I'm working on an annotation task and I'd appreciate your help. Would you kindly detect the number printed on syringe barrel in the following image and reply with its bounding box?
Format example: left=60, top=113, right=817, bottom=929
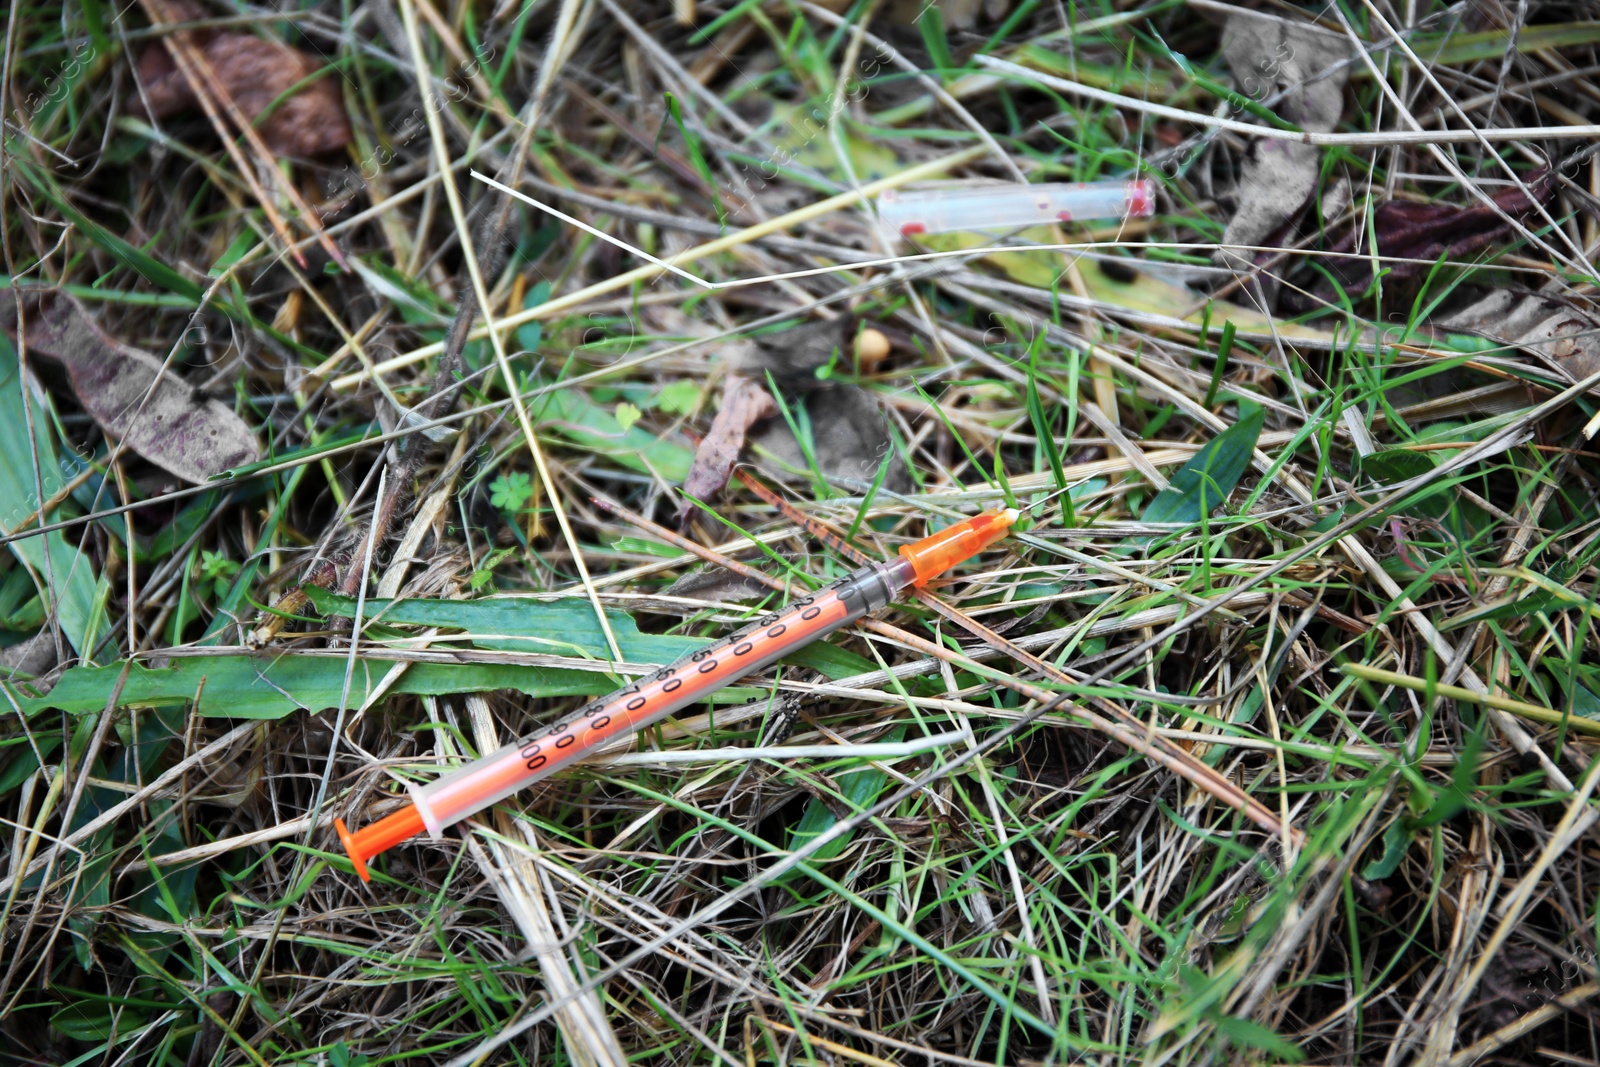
left=334, top=507, right=1020, bottom=881
left=407, top=558, right=911, bottom=837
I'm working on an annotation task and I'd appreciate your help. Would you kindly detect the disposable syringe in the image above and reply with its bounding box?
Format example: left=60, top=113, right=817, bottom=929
left=877, top=179, right=1156, bottom=238
left=335, top=507, right=1020, bottom=881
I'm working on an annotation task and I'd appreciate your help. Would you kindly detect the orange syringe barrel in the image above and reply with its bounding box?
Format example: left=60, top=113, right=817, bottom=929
left=335, top=508, right=1018, bottom=881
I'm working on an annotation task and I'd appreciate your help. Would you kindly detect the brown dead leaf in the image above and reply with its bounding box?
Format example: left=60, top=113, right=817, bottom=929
left=133, top=0, right=351, bottom=158
left=735, top=317, right=852, bottom=385
left=736, top=319, right=911, bottom=495
left=886, top=0, right=1013, bottom=30
left=1323, top=170, right=1556, bottom=295
left=0, top=632, right=57, bottom=684
left=664, top=568, right=776, bottom=607
left=15, top=295, right=261, bottom=484
left=678, top=374, right=777, bottom=528
left=1440, top=287, right=1600, bottom=387
left=1475, top=942, right=1556, bottom=1032
left=746, top=386, right=909, bottom=492
left=1215, top=9, right=1351, bottom=272
left=185, top=749, right=263, bottom=809
left=678, top=319, right=910, bottom=529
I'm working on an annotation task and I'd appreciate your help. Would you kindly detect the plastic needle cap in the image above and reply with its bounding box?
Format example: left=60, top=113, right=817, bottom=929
left=897, top=508, right=1019, bottom=587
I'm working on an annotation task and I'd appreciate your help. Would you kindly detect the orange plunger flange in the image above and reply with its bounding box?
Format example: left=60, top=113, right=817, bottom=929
left=337, top=804, right=425, bottom=882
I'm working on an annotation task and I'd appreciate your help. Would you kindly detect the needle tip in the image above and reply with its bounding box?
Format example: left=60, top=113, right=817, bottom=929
left=1021, top=483, right=1074, bottom=514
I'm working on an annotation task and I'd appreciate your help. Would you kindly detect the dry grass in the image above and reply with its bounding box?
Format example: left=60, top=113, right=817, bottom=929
left=3, top=1, right=1600, bottom=1064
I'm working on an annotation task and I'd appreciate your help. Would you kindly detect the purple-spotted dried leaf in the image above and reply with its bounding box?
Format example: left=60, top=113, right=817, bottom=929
left=1328, top=170, right=1556, bottom=288
left=21, top=296, right=260, bottom=484
left=678, top=374, right=776, bottom=528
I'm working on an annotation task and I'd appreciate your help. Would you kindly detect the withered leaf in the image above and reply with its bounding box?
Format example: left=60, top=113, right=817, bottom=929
left=732, top=321, right=908, bottom=495
left=679, top=374, right=776, bottom=528
left=18, top=295, right=261, bottom=484
left=1440, top=287, right=1600, bottom=389
left=1215, top=9, right=1351, bottom=273
left=0, top=632, right=57, bottom=683
left=734, top=317, right=851, bottom=384
left=1475, top=943, right=1555, bottom=1032
left=678, top=319, right=910, bottom=529
left=665, top=568, right=776, bottom=607
left=736, top=319, right=910, bottom=496
left=1326, top=170, right=1555, bottom=290
left=133, top=0, right=351, bottom=158
left=746, top=386, right=909, bottom=493
left=886, top=0, right=1014, bottom=31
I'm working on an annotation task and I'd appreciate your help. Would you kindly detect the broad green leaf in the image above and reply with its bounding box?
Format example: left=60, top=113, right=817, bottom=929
left=1141, top=403, right=1264, bottom=526
left=1569, top=683, right=1600, bottom=722
left=784, top=725, right=905, bottom=881
left=1439, top=587, right=1570, bottom=631
left=0, top=733, right=62, bottom=792
left=612, top=535, right=686, bottom=559
left=308, top=587, right=699, bottom=664
left=6, top=653, right=612, bottom=719
left=0, top=564, right=46, bottom=630
left=51, top=1003, right=143, bottom=1042
left=656, top=380, right=701, bottom=416
left=1360, top=437, right=1485, bottom=529
left=1210, top=1014, right=1304, bottom=1062
left=308, top=589, right=877, bottom=680
left=780, top=639, right=873, bottom=680
left=533, top=382, right=694, bottom=481
left=0, top=333, right=116, bottom=659
left=353, top=258, right=448, bottom=324
left=517, top=281, right=551, bottom=352
left=1361, top=819, right=1409, bottom=881
left=139, top=488, right=224, bottom=562
left=328, top=1042, right=371, bottom=1067
left=209, top=230, right=258, bottom=277
left=66, top=849, right=115, bottom=970
left=1360, top=448, right=1434, bottom=485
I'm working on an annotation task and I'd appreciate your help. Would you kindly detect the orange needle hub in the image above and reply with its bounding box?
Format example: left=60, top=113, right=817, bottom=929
left=897, top=508, right=1019, bottom=586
